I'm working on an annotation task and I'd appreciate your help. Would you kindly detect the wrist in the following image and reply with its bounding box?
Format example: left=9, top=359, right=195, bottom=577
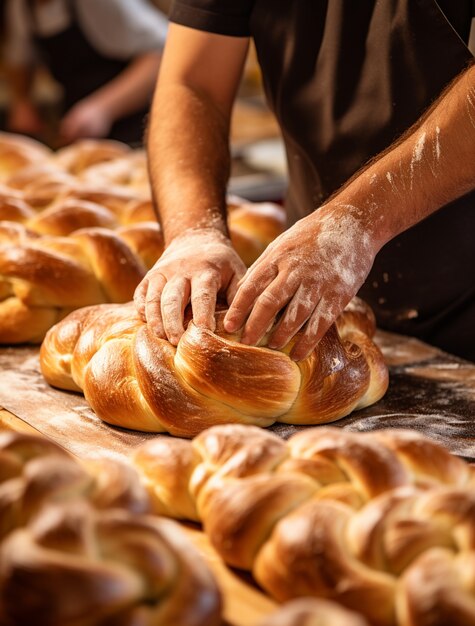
left=163, top=206, right=229, bottom=246
left=169, top=225, right=230, bottom=246
left=313, top=199, right=385, bottom=257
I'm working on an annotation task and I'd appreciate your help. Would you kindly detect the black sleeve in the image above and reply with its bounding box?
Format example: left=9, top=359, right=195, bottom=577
left=169, top=0, right=254, bottom=37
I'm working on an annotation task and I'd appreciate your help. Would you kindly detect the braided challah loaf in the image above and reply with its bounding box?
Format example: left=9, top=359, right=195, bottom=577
left=40, top=297, right=387, bottom=434
left=0, top=430, right=149, bottom=540
left=260, top=598, right=369, bottom=626
left=0, top=502, right=222, bottom=626
left=0, top=223, right=163, bottom=343
left=52, top=138, right=131, bottom=175
left=227, top=198, right=287, bottom=266
left=0, top=431, right=222, bottom=626
left=0, top=132, right=52, bottom=180
left=133, top=425, right=475, bottom=625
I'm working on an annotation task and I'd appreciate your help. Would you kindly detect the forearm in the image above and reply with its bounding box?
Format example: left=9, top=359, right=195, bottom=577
left=84, top=52, right=162, bottom=122
left=331, top=63, right=475, bottom=249
left=147, top=82, right=231, bottom=245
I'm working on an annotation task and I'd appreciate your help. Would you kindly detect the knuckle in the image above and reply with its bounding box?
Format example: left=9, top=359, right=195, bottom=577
left=257, top=290, right=282, bottom=309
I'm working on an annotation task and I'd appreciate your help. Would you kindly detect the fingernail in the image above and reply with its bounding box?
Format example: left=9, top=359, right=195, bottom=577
left=224, top=319, right=237, bottom=332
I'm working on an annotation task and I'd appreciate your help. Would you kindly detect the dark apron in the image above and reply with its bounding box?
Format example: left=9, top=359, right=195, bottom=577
left=28, top=0, right=148, bottom=145
left=250, top=0, right=475, bottom=361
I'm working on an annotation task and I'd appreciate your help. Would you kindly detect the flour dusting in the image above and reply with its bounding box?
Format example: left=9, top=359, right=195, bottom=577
left=409, top=131, right=426, bottom=188
left=434, top=126, right=441, bottom=160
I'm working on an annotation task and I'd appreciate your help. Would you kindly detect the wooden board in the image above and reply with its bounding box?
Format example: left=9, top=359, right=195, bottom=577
left=1, top=331, right=474, bottom=625
left=0, top=330, right=474, bottom=462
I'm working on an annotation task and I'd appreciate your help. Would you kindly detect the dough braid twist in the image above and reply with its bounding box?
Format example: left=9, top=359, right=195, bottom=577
left=133, top=424, right=475, bottom=625
left=40, top=298, right=388, bottom=435
left=0, top=223, right=163, bottom=344
left=0, top=432, right=222, bottom=626
left=260, top=598, right=369, bottom=626
left=0, top=431, right=149, bottom=540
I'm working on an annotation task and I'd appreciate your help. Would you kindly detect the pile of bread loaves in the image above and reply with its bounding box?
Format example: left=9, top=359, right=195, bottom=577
left=1, top=426, right=474, bottom=625
left=0, top=132, right=286, bottom=344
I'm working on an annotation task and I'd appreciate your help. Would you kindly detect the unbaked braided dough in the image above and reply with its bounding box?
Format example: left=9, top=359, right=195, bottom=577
left=40, top=297, right=388, bottom=435
left=0, top=431, right=222, bottom=626
left=133, top=425, right=475, bottom=625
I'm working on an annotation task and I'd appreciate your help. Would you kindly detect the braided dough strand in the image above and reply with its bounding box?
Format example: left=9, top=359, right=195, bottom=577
left=133, top=425, right=475, bottom=625
left=40, top=298, right=388, bottom=434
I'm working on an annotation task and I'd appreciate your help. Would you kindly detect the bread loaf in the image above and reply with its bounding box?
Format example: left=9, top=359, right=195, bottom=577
left=0, top=224, right=163, bottom=343
left=260, top=598, right=369, bottom=626
left=0, top=132, right=52, bottom=180
left=52, top=138, right=131, bottom=175
left=0, top=431, right=222, bottom=626
left=0, top=430, right=149, bottom=539
left=133, top=425, right=475, bottom=625
left=40, top=297, right=388, bottom=434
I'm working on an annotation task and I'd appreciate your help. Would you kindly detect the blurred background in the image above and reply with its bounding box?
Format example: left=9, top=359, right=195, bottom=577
left=0, top=2, right=473, bottom=203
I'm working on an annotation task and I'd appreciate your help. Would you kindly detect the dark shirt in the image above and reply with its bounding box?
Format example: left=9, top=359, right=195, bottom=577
left=169, top=0, right=475, bottom=360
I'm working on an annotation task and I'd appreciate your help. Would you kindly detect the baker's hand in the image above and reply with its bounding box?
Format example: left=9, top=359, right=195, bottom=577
left=224, top=205, right=380, bottom=361
left=59, top=99, right=112, bottom=144
left=134, top=228, right=246, bottom=344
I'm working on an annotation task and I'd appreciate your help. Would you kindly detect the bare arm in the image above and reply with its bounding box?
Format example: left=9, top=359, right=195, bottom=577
left=60, top=51, right=162, bottom=142
left=134, top=23, right=250, bottom=343
left=225, top=63, right=475, bottom=360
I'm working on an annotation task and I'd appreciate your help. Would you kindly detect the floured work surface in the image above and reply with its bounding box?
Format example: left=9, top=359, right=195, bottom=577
left=0, top=330, right=474, bottom=462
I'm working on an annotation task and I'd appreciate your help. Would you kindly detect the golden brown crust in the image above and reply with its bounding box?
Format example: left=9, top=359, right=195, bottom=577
left=259, top=598, right=370, bottom=626
left=27, top=198, right=119, bottom=235
left=0, top=431, right=222, bottom=626
left=116, top=222, right=164, bottom=269
left=0, top=503, right=222, bottom=626
left=0, top=132, right=52, bottom=179
left=52, top=138, right=131, bottom=175
left=0, top=225, right=164, bottom=344
left=133, top=425, right=475, bottom=625
left=0, top=431, right=149, bottom=539
left=40, top=298, right=388, bottom=434
left=227, top=200, right=287, bottom=266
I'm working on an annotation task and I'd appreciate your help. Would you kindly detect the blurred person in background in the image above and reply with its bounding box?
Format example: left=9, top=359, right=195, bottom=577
left=2, top=0, right=168, bottom=145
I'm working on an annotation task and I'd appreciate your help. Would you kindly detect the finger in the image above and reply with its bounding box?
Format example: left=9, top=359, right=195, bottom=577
left=191, top=272, right=219, bottom=331
left=133, top=278, right=148, bottom=320
left=160, top=277, right=191, bottom=345
left=143, top=272, right=167, bottom=337
left=241, top=273, right=300, bottom=346
left=267, top=283, right=319, bottom=350
left=223, top=264, right=277, bottom=332
left=290, top=296, right=338, bottom=361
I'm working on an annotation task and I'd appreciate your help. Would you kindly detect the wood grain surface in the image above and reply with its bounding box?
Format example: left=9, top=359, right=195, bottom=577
left=1, top=329, right=474, bottom=625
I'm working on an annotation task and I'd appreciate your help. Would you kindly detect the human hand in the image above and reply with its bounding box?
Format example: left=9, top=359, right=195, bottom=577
left=7, top=100, right=45, bottom=136
left=134, top=228, right=246, bottom=344
left=59, top=98, right=112, bottom=144
left=224, top=204, right=380, bottom=361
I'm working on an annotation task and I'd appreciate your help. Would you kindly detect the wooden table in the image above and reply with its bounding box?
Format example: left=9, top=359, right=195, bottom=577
left=1, top=331, right=474, bottom=625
